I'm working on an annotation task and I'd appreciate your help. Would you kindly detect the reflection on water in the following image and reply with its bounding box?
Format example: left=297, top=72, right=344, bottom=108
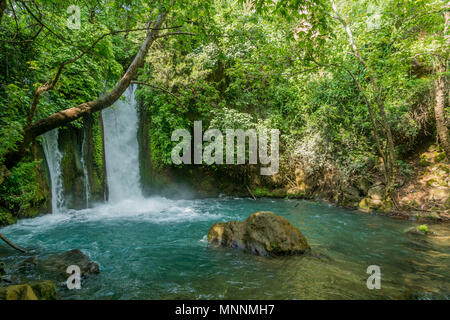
left=1, top=197, right=449, bottom=300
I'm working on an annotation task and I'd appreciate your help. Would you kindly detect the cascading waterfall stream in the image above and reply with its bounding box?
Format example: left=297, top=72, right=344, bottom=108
left=80, top=130, right=90, bottom=208
left=42, top=129, right=65, bottom=213
left=102, top=84, right=143, bottom=202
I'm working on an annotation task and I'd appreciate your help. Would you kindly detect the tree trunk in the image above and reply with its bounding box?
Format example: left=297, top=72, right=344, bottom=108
left=3, top=11, right=167, bottom=170
left=330, top=0, right=396, bottom=194
left=434, top=11, right=450, bottom=159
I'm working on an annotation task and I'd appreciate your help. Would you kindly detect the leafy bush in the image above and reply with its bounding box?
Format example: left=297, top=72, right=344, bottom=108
left=0, top=160, right=43, bottom=217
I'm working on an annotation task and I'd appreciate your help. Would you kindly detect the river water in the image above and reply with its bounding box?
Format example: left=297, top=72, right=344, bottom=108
left=0, top=197, right=449, bottom=300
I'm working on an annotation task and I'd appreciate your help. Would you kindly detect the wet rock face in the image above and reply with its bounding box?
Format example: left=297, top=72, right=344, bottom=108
left=29, top=281, right=57, bottom=300
left=358, top=184, right=393, bottom=213
left=208, top=211, right=310, bottom=256
left=4, top=249, right=99, bottom=286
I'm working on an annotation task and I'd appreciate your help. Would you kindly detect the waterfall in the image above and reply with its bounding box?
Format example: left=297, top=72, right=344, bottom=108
left=102, top=85, right=143, bottom=202
left=42, top=129, right=65, bottom=213
left=80, top=131, right=90, bottom=208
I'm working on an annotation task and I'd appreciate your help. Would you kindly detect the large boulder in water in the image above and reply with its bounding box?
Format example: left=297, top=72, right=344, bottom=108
left=208, top=211, right=310, bottom=256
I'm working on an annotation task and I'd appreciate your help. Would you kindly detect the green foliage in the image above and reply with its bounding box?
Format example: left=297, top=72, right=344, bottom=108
left=0, top=160, right=44, bottom=217
left=0, top=209, right=16, bottom=226
left=130, top=0, right=445, bottom=191
left=417, top=224, right=429, bottom=234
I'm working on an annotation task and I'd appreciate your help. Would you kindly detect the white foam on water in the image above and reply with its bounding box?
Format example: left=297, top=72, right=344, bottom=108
left=1, top=197, right=224, bottom=236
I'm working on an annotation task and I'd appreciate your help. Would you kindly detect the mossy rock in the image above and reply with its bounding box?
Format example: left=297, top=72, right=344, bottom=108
left=208, top=211, right=310, bottom=256
left=446, top=197, right=450, bottom=210
left=358, top=198, right=371, bottom=211
left=341, top=186, right=361, bottom=207
left=358, top=197, right=391, bottom=213
left=29, top=281, right=57, bottom=300
left=419, top=154, right=432, bottom=167
left=0, top=281, right=56, bottom=300
left=378, top=200, right=393, bottom=213
left=0, top=284, right=38, bottom=300
left=253, top=187, right=287, bottom=198
left=0, top=210, right=16, bottom=226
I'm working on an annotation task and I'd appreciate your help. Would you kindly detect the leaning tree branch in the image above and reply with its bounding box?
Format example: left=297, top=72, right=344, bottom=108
left=0, top=233, right=27, bottom=253
left=4, top=10, right=168, bottom=170
left=156, top=31, right=196, bottom=38
left=26, top=25, right=184, bottom=125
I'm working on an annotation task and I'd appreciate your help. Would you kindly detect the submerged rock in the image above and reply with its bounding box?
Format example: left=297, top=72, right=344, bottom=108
left=39, top=249, right=100, bottom=278
left=0, top=281, right=56, bottom=300
left=208, top=211, right=310, bottom=256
